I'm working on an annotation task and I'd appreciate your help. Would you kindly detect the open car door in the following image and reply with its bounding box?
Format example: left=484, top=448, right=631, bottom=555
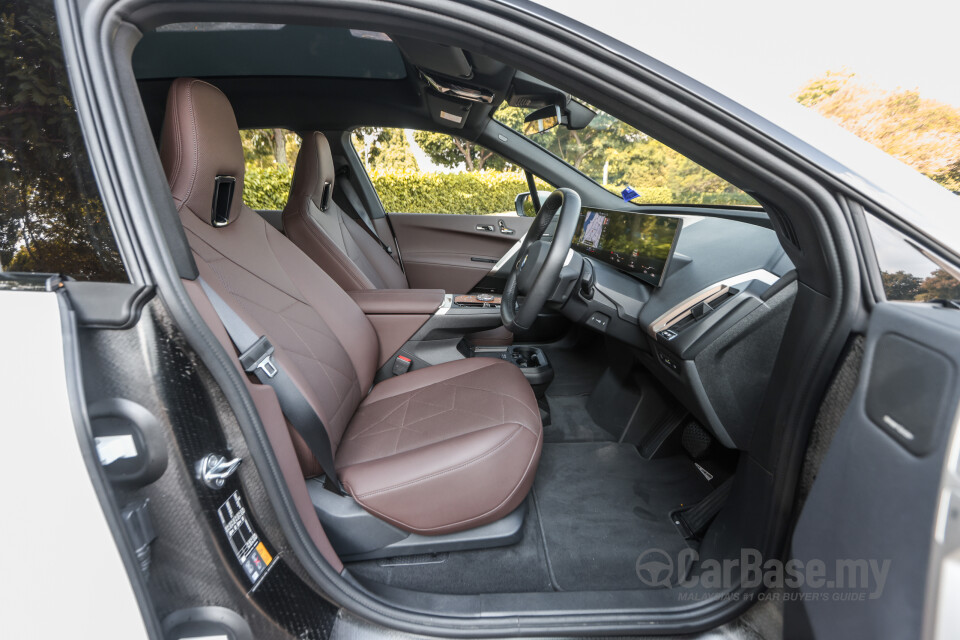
left=789, top=267, right=960, bottom=637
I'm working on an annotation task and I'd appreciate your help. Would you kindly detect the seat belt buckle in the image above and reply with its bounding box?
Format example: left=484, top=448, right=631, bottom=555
left=239, top=336, right=279, bottom=379
left=392, top=355, right=412, bottom=376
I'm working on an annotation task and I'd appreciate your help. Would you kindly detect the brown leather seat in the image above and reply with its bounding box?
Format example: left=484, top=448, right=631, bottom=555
left=160, top=78, right=541, bottom=536
left=283, top=131, right=409, bottom=291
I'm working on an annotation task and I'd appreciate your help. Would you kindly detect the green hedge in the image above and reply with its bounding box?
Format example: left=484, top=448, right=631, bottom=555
left=369, top=170, right=539, bottom=214
left=244, top=166, right=541, bottom=214
left=244, top=165, right=294, bottom=211
left=242, top=165, right=754, bottom=212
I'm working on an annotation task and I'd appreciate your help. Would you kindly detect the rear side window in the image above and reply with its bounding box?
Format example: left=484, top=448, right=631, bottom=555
left=240, top=128, right=302, bottom=210
left=866, top=213, right=960, bottom=302
left=0, top=0, right=126, bottom=282
left=351, top=127, right=548, bottom=215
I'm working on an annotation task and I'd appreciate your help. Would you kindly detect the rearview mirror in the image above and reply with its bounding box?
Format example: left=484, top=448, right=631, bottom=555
left=515, top=190, right=554, bottom=217
left=522, top=105, right=562, bottom=135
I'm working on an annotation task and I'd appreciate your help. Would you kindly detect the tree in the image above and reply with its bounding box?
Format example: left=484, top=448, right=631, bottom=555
left=881, top=270, right=924, bottom=300
left=918, top=269, right=960, bottom=301
left=413, top=131, right=505, bottom=172
left=795, top=70, right=960, bottom=191
left=240, top=129, right=301, bottom=169
left=272, top=128, right=287, bottom=166
left=0, top=1, right=124, bottom=280
left=352, top=127, right=417, bottom=171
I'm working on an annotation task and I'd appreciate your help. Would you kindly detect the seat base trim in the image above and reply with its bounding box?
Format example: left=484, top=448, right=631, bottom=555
left=307, top=478, right=526, bottom=562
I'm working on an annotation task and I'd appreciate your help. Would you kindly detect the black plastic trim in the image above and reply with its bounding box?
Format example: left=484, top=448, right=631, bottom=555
left=63, top=281, right=156, bottom=329
left=55, top=289, right=163, bottom=638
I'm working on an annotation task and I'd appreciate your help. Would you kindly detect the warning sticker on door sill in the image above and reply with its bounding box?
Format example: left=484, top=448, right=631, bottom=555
left=217, top=491, right=273, bottom=584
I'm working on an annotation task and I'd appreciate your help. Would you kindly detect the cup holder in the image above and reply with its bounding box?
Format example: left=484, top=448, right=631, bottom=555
left=510, top=346, right=543, bottom=369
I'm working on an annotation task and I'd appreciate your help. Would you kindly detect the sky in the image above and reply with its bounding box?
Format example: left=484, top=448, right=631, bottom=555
left=536, top=0, right=960, bottom=110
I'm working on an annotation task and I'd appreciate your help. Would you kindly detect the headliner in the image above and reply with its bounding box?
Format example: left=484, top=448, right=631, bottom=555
left=134, top=24, right=516, bottom=141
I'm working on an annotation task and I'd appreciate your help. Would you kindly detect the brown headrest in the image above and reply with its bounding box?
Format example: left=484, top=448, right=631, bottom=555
left=289, top=131, right=336, bottom=212
left=159, top=78, right=245, bottom=227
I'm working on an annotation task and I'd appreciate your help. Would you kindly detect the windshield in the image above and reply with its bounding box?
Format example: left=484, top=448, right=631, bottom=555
left=494, top=103, right=759, bottom=207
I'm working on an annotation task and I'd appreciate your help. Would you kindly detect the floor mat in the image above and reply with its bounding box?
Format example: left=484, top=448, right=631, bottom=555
left=345, top=497, right=553, bottom=594
left=346, top=443, right=713, bottom=594
left=544, top=395, right=615, bottom=443
left=540, top=342, right=607, bottom=397
left=533, top=442, right=712, bottom=591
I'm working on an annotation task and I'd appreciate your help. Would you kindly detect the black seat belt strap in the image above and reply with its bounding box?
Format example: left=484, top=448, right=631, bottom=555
left=337, top=175, right=394, bottom=255
left=198, top=278, right=343, bottom=492
left=524, top=170, right=541, bottom=213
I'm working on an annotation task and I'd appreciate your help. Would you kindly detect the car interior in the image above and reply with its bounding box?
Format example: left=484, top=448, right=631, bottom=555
left=84, top=13, right=829, bottom=627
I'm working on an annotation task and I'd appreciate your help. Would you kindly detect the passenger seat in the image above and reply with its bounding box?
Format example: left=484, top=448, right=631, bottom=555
left=159, top=78, right=542, bottom=539
left=283, top=132, right=409, bottom=291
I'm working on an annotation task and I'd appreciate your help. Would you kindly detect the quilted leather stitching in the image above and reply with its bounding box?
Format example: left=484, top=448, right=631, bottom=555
left=337, top=364, right=539, bottom=467
left=347, top=425, right=543, bottom=534
left=349, top=426, right=526, bottom=498
left=185, top=225, right=363, bottom=446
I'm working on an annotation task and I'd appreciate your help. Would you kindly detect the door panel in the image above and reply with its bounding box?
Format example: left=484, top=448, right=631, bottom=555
left=790, top=301, right=960, bottom=639
left=389, top=213, right=533, bottom=292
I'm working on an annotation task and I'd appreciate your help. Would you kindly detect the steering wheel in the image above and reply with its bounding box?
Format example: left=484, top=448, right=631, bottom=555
left=501, top=188, right=582, bottom=333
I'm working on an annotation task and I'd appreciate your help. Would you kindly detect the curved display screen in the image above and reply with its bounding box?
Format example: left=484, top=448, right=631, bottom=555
left=571, top=208, right=683, bottom=287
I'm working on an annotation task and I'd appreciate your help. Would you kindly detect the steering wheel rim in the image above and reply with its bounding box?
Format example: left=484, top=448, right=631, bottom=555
left=501, top=188, right=581, bottom=333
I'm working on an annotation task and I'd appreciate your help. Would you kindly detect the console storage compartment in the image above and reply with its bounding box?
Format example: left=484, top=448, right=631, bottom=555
left=473, top=345, right=554, bottom=398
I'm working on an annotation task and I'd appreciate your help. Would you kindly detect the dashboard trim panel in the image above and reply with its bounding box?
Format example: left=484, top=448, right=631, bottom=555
left=647, top=269, right=779, bottom=336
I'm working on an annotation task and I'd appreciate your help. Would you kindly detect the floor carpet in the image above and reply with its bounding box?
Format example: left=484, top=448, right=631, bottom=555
left=347, top=443, right=711, bottom=593
left=543, top=395, right=615, bottom=443
left=533, top=442, right=712, bottom=591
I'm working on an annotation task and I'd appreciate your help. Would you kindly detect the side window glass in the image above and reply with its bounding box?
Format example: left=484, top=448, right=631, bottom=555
left=866, top=213, right=960, bottom=302
left=0, top=0, right=126, bottom=282
left=350, top=127, right=548, bottom=215
left=240, top=129, right=301, bottom=210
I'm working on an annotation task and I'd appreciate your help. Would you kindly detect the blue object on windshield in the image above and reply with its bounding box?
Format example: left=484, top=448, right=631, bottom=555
left=621, top=187, right=639, bottom=201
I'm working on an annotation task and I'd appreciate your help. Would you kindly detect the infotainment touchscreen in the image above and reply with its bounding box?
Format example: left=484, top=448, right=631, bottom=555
left=571, top=208, right=683, bottom=287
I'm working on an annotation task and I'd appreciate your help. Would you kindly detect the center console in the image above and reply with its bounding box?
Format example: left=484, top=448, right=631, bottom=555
left=360, top=291, right=555, bottom=400
left=470, top=344, right=554, bottom=398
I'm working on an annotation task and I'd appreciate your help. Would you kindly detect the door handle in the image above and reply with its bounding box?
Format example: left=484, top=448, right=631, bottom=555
left=499, top=220, right=515, bottom=235
left=476, top=224, right=495, bottom=232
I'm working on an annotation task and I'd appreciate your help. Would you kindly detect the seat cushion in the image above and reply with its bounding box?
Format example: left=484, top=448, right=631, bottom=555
left=336, top=358, right=542, bottom=535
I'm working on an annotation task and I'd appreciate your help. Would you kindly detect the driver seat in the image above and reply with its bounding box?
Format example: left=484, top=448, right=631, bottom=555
left=283, top=131, right=409, bottom=291
left=160, top=78, right=542, bottom=536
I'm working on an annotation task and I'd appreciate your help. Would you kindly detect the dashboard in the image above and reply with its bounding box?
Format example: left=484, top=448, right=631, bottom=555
left=557, top=209, right=796, bottom=450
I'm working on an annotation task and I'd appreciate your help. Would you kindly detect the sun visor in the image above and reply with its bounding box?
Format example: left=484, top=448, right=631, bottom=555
left=392, top=36, right=473, bottom=78
left=425, top=93, right=471, bottom=129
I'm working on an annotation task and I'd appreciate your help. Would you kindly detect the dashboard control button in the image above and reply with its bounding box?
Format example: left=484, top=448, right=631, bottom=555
left=657, top=349, right=680, bottom=372
left=587, top=312, right=610, bottom=332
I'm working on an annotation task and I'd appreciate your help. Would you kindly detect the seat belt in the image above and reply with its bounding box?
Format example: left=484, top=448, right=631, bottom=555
left=336, top=173, right=394, bottom=256
left=198, top=278, right=344, bottom=493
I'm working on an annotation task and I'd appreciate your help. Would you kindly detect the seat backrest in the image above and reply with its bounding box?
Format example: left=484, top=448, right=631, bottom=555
left=159, top=78, right=379, bottom=468
left=283, top=132, right=408, bottom=291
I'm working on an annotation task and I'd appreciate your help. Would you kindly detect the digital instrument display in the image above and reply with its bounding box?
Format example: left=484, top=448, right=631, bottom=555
left=571, top=208, right=683, bottom=287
